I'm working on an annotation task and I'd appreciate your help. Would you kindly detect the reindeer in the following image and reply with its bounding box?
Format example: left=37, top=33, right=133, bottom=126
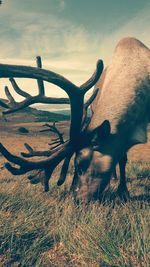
left=0, top=37, right=150, bottom=203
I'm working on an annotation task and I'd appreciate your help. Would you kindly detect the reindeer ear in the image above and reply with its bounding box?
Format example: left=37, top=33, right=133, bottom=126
left=90, top=120, right=111, bottom=141
left=96, top=120, right=111, bottom=138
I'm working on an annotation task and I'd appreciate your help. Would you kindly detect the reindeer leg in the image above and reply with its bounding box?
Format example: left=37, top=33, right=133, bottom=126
left=113, top=167, right=118, bottom=180
left=70, top=170, right=79, bottom=192
left=117, top=153, right=129, bottom=201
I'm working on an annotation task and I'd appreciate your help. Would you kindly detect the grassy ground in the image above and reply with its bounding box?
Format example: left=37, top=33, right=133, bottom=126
left=0, top=123, right=150, bottom=266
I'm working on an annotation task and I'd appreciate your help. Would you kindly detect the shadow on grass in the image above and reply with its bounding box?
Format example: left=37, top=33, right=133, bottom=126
left=130, top=194, right=150, bottom=203
left=101, top=192, right=150, bottom=207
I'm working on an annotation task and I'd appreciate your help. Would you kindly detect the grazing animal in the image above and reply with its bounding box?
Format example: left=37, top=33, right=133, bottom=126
left=74, top=37, right=150, bottom=202
left=0, top=37, right=149, bottom=203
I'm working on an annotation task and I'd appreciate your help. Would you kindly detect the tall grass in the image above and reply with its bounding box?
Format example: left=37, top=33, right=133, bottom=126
left=0, top=162, right=149, bottom=266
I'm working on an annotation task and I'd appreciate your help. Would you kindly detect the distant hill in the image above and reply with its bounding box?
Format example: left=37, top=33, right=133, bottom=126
left=1, top=101, right=149, bottom=130
left=0, top=99, right=70, bottom=123
left=35, top=104, right=92, bottom=117
left=53, top=109, right=91, bottom=117
left=54, top=109, right=70, bottom=116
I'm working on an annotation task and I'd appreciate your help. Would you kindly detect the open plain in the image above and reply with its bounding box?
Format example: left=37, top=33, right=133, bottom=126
left=0, top=117, right=150, bottom=267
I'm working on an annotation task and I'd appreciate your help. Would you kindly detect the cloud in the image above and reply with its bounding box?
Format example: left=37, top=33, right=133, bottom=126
left=0, top=2, right=150, bottom=102
left=59, top=0, right=65, bottom=10
left=98, top=3, right=150, bottom=61
left=0, top=2, right=101, bottom=100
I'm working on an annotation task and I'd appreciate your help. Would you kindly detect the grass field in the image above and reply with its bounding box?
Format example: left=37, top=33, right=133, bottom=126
left=0, top=121, right=150, bottom=266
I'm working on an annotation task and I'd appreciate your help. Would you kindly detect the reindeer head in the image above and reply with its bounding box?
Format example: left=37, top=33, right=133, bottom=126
left=0, top=56, right=111, bottom=203
left=74, top=120, right=113, bottom=203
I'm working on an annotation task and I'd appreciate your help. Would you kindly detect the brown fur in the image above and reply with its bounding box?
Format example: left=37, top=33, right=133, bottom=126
left=75, top=37, right=150, bottom=203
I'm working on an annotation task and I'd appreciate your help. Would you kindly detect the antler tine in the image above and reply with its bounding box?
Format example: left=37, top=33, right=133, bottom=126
left=21, top=143, right=52, bottom=158
left=84, top=88, right=99, bottom=110
left=51, top=137, right=63, bottom=142
left=0, top=85, right=17, bottom=109
left=0, top=81, right=30, bottom=112
left=0, top=99, right=9, bottom=108
left=5, top=163, right=29, bottom=175
left=4, top=86, right=15, bottom=105
left=41, top=122, right=65, bottom=147
left=49, top=140, right=61, bottom=145
left=36, top=56, right=45, bottom=96
left=81, top=88, right=99, bottom=130
left=9, top=78, right=31, bottom=98
left=9, top=56, right=45, bottom=98
left=51, top=122, right=64, bottom=143
left=21, top=122, right=65, bottom=159
left=80, top=59, right=103, bottom=93
left=21, top=141, right=67, bottom=158
left=49, top=142, right=66, bottom=150
left=57, top=151, right=74, bottom=186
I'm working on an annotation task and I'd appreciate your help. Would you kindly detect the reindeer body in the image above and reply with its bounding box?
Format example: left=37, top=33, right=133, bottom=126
left=75, top=38, right=150, bottom=202
left=91, top=37, right=150, bottom=144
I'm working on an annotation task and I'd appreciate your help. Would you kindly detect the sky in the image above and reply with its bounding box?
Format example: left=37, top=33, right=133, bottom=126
left=0, top=0, right=150, bottom=103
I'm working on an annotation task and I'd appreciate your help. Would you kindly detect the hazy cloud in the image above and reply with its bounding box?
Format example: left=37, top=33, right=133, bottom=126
left=0, top=1, right=150, bottom=100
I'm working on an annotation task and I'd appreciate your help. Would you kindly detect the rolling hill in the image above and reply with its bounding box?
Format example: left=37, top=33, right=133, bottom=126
left=0, top=100, right=70, bottom=123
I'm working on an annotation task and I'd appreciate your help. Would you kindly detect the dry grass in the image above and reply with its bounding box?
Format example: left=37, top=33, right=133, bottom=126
left=0, top=122, right=150, bottom=266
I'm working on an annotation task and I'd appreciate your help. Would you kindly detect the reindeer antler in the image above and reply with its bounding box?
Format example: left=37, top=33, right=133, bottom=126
left=0, top=58, right=103, bottom=191
left=21, top=122, right=65, bottom=157
left=0, top=57, right=70, bottom=115
left=21, top=143, right=52, bottom=158
left=41, top=122, right=65, bottom=148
